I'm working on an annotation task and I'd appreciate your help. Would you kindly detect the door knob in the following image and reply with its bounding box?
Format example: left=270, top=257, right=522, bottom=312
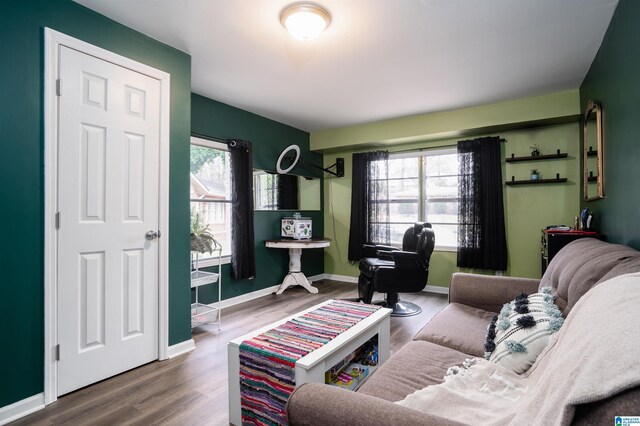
left=145, top=230, right=161, bottom=241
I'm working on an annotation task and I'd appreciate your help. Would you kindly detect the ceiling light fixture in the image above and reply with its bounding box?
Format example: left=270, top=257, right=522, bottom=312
left=280, top=3, right=331, bottom=41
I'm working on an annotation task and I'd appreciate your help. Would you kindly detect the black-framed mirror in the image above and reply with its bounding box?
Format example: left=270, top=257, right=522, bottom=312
left=583, top=100, right=604, bottom=201
left=253, top=169, right=321, bottom=211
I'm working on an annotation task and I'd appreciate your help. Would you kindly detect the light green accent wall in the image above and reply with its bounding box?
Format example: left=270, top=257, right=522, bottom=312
left=321, top=107, right=580, bottom=285
left=312, top=90, right=580, bottom=152
left=299, top=178, right=321, bottom=211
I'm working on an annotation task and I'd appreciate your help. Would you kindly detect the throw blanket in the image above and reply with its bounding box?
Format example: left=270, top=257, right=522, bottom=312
left=240, top=300, right=380, bottom=425
left=397, top=272, right=640, bottom=425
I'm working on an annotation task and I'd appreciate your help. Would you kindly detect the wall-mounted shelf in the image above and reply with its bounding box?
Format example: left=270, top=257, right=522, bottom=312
left=587, top=175, right=598, bottom=182
left=587, top=150, right=598, bottom=157
left=506, top=150, right=567, bottom=163
left=506, top=177, right=567, bottom=186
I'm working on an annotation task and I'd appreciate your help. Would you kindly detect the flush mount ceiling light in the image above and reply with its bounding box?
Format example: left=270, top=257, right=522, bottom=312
left=280, top=3, right=331, bottom=41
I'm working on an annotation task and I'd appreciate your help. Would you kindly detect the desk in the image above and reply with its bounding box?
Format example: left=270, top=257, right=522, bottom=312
left=265, top=238, right=331, bottom=294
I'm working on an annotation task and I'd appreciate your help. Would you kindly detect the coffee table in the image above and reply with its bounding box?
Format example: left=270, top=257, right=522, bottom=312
left=227, top=300, right=392, bottom=425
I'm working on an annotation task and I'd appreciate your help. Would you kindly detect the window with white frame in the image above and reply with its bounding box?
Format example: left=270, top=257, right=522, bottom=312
left=190, top=136, right=232, bottom=259
left=376, top=147, right=460, bottom=250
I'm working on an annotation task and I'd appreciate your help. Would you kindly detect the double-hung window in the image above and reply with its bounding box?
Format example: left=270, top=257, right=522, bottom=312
left=190, top=136, right=232, bottom=261
left=377, top=147, right=460, bottom=250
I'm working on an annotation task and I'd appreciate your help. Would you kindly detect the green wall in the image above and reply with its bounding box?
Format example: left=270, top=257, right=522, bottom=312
left=0, top=1, right=191, bottom=408
left=311, top=90, right=580, bottom=152
left=580, top=0, right=640, bottom=249
left=321, top=100, right=581, bottom=285
left=191, top=94, right=324, bottom=301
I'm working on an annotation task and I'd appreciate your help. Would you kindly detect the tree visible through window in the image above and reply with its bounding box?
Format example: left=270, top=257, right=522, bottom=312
left=190, top=137, right=232, bottom=258
left=374, top=148, right=460, bottom=249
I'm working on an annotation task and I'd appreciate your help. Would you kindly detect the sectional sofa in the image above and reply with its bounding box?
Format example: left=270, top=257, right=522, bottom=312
left=286, top=238, right=640, bottom=425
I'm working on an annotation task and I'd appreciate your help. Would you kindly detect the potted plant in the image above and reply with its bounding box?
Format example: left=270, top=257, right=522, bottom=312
left=530, top=144, right=541, bottom=156
left=531, top=169, right=540, bottom=181
left=190, top=210, right=219, bottom=270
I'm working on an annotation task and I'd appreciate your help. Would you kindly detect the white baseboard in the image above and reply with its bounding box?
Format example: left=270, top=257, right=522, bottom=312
left=423, top=285, right=450, bottom=295
left=219, top=284, right=281, bottom=310
left=0, top=393, right=44, bottom=425
left=322, top=273, right=358, bottom=283
left=166, top=339, right=196, bottom=359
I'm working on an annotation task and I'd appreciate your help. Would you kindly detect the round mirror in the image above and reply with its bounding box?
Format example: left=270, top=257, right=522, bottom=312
left=276, top=144, right=300, bottom=174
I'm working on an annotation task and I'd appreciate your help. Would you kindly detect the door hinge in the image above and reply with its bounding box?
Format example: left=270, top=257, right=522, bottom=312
left=55, top=212, right=60, bottom=229
left=55, top=344, right=60, bottom=361
left=56, top=79, right=62, bottom=96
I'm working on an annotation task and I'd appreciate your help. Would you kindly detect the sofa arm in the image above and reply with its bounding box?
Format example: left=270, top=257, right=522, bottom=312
left=286, top=383, right=464, bottom=426
left=449, top=272, right=540, bottom=312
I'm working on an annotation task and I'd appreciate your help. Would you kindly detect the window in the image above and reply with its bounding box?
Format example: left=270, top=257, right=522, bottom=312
left=190, top=136, right=232, bottom=260
left=374, top=148, right=460, bottom=250
left=253, top=170, right=278, bottom=210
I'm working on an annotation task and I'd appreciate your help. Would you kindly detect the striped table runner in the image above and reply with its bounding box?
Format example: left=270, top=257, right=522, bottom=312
left=239, top=300, right=381, bottom=425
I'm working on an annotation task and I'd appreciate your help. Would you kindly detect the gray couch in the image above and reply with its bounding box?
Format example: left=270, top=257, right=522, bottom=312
left=286, top=238, right=640, bottom=425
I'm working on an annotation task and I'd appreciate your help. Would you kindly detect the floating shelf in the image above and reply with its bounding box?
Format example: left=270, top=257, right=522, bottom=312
left=587, top=150, right=598, bottom=157
left=506, top=177, right=567, bottom=186
left=506, top=151, right=568, bottom=163
left=587, top=175, right=598, bottom=182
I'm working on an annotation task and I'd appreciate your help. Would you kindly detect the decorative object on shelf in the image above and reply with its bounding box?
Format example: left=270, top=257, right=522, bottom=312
left=530, top=144, right=541, bottom=157
left=583, top=100, right=604, bottom=201
left=580, top=207, right=594, bottom=231
left=281, top=212, right=312, bottom=240
left=530, top=169, right=540, bottom=181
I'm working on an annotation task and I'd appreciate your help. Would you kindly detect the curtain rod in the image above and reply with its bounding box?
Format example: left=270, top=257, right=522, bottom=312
left=191, top=132, right=231, bottom=145
left=384, top=137, right=506, bottom=156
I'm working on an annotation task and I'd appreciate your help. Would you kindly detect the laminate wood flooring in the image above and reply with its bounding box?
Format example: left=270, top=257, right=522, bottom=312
left=12, top=280, right=447, bottom=426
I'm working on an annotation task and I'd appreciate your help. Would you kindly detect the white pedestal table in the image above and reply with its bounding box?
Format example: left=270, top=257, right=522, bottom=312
left=265, top=238, right=331, bottom=294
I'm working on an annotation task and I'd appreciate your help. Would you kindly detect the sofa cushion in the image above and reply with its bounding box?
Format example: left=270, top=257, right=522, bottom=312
left=413, top=303, right=495, bottom=357
left=357, top=340, right=468, bottom=402
left=540, top=238, right=640, bottom=315
left=485, top=289, right=564, bottom=373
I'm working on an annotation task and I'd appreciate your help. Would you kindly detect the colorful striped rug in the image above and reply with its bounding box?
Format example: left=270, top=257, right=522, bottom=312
left=239, top=300, right=380, bottom=425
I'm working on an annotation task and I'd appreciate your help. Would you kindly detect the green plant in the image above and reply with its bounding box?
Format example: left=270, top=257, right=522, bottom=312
left=530, top=144, right=541, bottom=156
left=531, top=169, right=539, bottom=175
left=190, top=209, right=218, bottom=254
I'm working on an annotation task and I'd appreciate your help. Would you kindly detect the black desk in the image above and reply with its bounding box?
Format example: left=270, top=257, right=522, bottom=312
left=541, top=230, right=605, bottom=276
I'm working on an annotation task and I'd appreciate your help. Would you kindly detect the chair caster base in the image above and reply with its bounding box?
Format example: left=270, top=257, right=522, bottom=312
left=374, top=300, right=422, bottom=317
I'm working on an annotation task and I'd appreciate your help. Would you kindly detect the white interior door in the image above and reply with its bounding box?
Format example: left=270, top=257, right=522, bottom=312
left=56, top=45, right=161, bottom=396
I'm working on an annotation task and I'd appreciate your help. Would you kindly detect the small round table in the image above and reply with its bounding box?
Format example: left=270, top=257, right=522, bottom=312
left=265, top=238, right=331, bottom=294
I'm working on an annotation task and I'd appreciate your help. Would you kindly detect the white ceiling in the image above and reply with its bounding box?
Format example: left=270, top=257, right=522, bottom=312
left=74, top=0, right=618, bottom=132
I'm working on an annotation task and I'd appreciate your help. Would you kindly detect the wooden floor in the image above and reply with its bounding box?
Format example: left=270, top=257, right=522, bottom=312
left=13, top=280, right=447, bottom=426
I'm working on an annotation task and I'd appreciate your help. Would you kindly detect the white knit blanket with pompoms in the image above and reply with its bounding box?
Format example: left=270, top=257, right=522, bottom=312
left=396, top=272, right=640, bottom=425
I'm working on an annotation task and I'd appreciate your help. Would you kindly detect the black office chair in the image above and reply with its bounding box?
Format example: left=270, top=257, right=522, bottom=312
left=357, top=223, right=435, bottom=317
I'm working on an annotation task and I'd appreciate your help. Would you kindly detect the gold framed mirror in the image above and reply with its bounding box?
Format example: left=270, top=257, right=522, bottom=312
left=583, top=100, right=604, bottom=201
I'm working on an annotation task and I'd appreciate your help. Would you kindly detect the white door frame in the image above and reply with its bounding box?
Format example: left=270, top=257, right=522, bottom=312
left=43, top=28, right=171, bottom=405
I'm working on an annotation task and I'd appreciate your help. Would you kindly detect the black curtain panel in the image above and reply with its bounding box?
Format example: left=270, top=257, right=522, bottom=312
left=457, top=136, right=507, bottom=270
left=228, top=139, right=256, bottom=279
left=277, top=173, right=298, bottom=210
left=347, top=150, right=390, bottom=261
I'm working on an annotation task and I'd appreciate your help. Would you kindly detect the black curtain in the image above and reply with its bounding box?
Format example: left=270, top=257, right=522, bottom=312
left=457, top=136, right=507, bottom=270
left=277, top=174, right=298, bottom=210
left=228, top=139, right=256, bottom=279
left=347, top=151, right=390, bottom=261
